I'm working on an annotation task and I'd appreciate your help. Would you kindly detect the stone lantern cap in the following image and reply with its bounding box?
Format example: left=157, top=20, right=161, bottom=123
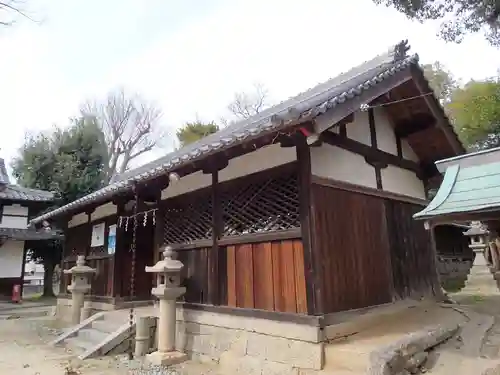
left=63, top=255, right=97, bottom=275
left=145, top=246, right=184, bottom=274
left=463, top=221, right=488, bottom=236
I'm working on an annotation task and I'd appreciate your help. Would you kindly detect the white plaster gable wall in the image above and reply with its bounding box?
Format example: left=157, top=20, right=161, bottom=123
left=374, top=108, right=398, bottom=155
left=310, top=142, right=377, bottom=189
left=402, top=139, right=418, bottom=162
left=312, top=109, right=426, bottom=199
left=382, top=166, right=426, bottom=199
left=161, top=170, right=211, bottom=200
left=373, top=109, right=419, bottom=162
left=346, top=110, right=371, bottom=146
left=68, top=212, right=88, bottom=228
left=0, top=204, right=28, bottom=229
left=0, top=240, right=24, bottom=278
left=68, top=202, right=118, bottom=228
left=161, top=143, right=297, bottom=200
left=91, top=202, right=117, bottom=221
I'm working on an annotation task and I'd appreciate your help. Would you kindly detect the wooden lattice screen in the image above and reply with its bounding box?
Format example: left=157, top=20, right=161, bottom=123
left=220, top=171, right=299, bottom=236
left=163, top=168, right=299, bottom=245
left=163, top=191, right=213, bottom=244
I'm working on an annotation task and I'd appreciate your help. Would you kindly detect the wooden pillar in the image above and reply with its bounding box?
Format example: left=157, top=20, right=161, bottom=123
left=296, top=135, right=323, bottom=315
left=112, top=200, right=126, bottom=300
left=203, top=157, right=227, bottom=306
left=489, top=241, right=499, bottom=271
left=58, top=219, right=69, bottom=296
left=154, top=193, right=165, bottom=264
left=209, top=169, right=221, bottom=305
left=85, top=209, right=94, bottom=257
left=429, top=225, right=446, bottom=300
left=19, top=240, right=29, bottom=298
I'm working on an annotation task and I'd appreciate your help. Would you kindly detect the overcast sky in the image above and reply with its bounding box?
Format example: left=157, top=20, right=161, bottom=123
left=1, top=0, right=500, bottom=177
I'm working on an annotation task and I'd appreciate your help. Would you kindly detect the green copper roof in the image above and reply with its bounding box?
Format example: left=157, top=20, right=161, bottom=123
left=414, top=160, right=500, bottom=220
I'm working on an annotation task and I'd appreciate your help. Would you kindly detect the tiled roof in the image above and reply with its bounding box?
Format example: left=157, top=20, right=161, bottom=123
left=32, top=40, right=458, bottom=224
left=0, top=184, right=54, bottom=202
left=414, top=159, right=500, bottom=220
left=0, top=227, right=63, bottom=240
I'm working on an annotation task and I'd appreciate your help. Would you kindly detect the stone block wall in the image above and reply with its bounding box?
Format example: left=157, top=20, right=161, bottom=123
left=436, top=256, right=472, bottom=292
left=174, top=308, right=323, bottom=375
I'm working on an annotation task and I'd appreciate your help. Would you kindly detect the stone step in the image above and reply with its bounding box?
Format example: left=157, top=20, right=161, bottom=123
left=77, top=328, right=109, bottom=344
left=65, top=336, right=95, bottom=353
left=91, top=319, right=127, bottom=333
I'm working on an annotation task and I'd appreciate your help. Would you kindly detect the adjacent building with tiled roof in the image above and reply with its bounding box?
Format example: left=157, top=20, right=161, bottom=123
left=0, top=158, right=59, bottom=299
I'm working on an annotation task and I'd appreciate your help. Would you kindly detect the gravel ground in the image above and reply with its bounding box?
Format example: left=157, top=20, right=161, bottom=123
left=0, top=317, right=218, bottom=375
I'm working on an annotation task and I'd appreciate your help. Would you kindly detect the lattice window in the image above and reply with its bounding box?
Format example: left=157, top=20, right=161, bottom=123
left=163, top=191, right=213, bottom=244
left=220, top=171, right=299, bottom=236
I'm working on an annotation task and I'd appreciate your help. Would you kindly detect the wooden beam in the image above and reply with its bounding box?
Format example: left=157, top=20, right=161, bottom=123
left=320, top=131, right=422, bottom=175
left=311, top=175, right=428, bottom=206
left=339, top=124, right=347, bottom=137
left=368, top=108, right=377, bottom=149
left=202, top=156, right=229, bottom=174
left=313, top=69, right=412, bottom=134
left=364, top=157, right=387, bottom=190
left=410, top=66, right=464, bottom=154
left=395, top=133, right=403, bottom=158
left=296, top=136, right=323, bottom=315
left=394, top=120, right=435, bottom=139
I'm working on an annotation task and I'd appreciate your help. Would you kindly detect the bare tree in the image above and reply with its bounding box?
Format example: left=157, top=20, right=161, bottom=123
left=0, top=0, right=34, bottom=26
left=227, top=82, right=271, bottom=120
left=81, top=88, right=166, bottom=182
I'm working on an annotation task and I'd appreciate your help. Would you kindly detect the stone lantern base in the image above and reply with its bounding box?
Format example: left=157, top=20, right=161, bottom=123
left=461, top=264, right=500, bottom=295
left=145, top=350, right=187, bottom=366
left=461, top=248, right=500, bottom=295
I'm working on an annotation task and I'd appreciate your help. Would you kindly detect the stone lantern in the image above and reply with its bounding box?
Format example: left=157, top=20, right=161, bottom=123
left=462, top=221, right=499, bottom=295
left=63, top=255, right=97, bottom=325
left=145, top=246, right=187, bottom=366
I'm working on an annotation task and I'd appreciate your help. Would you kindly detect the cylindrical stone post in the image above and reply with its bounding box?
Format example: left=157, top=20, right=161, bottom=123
left=135, top=316, right=151, bottom=357
left=158, top=298, right=177, bottom=352
left=71, top=291, right=85, bottom=325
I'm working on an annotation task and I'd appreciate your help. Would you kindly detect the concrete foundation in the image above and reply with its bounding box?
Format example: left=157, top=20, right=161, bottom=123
left=54, top=298, right=451, bottom=374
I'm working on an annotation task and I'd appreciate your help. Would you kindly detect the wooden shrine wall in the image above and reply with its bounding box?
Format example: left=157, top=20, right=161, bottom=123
left=226, top=239, right=307, bottom=313
left=310, top=182, right=435, bottom=314
left=176, top=238, right=307, bottom=314
left=61, top=215, right=117, bottom=298
left=161, top=163, right=307, bottom=314
left=384, top=200, right=435, bottom=300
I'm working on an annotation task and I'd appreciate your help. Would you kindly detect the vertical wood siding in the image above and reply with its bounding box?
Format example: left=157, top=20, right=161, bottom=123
left=311, top=183, right=435, bottom=314
left=385, top=200, right=435, bottom=299
left=175, top=239, right=307, bottom=314
left=226, top=239, right=308, bottom=314
left=177, top=248, right=210, bottom=304
left=86, top=258, right=112, bottom=296
left=311, top=184, right=393, bottom=313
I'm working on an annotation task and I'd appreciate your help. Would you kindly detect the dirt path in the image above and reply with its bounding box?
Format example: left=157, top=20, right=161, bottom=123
left=0, top=317, right=218, bottom=375
left=4, top=297, right=500, bottom=375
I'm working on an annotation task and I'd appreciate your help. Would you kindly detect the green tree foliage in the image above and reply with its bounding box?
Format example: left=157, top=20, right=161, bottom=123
left=12, top=116, right=108, bottom=296
left=373, top=0, right=500, bottom=46
left=422, top=62, right=458, bottom=103
left=447, top=78, right=500, bottom=150
left=176, top=121, right=219, bottom=148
